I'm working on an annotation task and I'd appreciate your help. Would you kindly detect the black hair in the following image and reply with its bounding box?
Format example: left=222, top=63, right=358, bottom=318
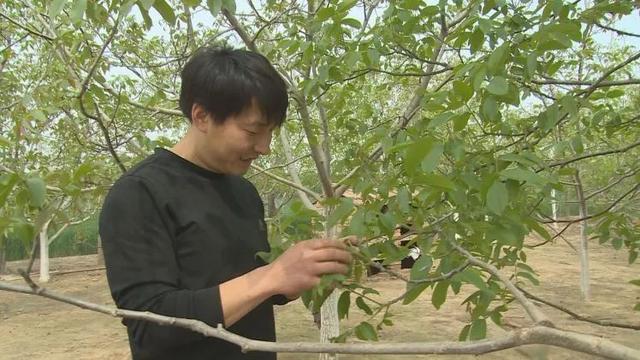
left=179, top=46, right=288, bottom=125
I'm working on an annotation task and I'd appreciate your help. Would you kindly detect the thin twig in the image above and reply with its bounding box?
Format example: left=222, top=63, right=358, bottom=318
left=449, top=241, right=554, bottom=327
left=517, top=286, right=640, bottom=330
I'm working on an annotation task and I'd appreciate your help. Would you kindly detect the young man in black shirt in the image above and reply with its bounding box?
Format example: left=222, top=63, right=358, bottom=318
left=99, top=47, right=352, bottom=360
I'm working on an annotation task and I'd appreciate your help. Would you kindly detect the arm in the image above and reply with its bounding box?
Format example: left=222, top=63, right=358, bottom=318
left=220, top=239, right=352, bottom=327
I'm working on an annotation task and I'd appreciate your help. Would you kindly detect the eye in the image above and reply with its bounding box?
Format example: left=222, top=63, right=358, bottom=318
left=245, top=129, right=257, bottom=136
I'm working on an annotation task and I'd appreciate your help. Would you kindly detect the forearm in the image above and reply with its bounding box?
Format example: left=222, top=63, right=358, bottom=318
left=219, top=264, right=277, bottom=327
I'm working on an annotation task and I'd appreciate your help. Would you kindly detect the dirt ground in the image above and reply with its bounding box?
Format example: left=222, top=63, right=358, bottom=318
left=1, top=233, right=638, bottom=360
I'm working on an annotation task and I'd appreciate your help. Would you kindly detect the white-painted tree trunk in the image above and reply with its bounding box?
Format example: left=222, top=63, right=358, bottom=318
left=39, top=220, right=51, bottom=283
left=320, top=207, right=339, bottom=360
left=574, top=171, right=590, bottom=301
left=551, top=189, right=559, bottom=230
left=96, top=235, right=104, bottom=266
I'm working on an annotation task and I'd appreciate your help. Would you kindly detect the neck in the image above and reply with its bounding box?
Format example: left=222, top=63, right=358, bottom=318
left=170, top=128, right=220, bottom=173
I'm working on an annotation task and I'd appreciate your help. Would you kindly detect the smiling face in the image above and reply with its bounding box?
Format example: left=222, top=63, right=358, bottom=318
left=192, top=101, right=275, bottom=175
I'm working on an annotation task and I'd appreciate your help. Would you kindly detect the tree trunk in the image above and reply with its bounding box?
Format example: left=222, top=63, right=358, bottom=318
left=96, top=235, right=104, bottom=266
left=574, top=170, right=590, bottom=301
left=551, top=189, right=559, bottom=230
left=0, top=245, right=6, bottom=274
left=319, top=207, right=339, bottom=360
left=39, top=220, right=51, bottom=283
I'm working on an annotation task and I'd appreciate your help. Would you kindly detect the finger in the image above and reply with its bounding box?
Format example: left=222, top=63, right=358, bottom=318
left=308, top=238, right=346, bottom=250
left=340, top=235, right=360, bottom=246
left=313, top=262, right=349, bottom=276
left=311, top=248, right=352, bottom=264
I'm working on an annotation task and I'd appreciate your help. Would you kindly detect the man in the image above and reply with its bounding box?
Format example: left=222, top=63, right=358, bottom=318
left=99, top=46, right=352, bottom=360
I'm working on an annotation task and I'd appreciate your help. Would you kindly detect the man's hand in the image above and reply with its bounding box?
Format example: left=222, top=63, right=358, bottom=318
left=266, top=239, right=354, bottom=299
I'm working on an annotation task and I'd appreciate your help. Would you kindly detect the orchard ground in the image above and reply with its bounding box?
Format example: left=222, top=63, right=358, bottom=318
left=1, top=229, right=638, bottom=360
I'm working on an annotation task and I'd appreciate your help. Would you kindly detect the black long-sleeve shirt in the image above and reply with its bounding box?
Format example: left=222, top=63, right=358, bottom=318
left=99, top=148, right=283, bottom=360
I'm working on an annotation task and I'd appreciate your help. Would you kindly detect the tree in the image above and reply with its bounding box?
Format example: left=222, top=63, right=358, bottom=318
left=1, top=0, right=639, bottom=358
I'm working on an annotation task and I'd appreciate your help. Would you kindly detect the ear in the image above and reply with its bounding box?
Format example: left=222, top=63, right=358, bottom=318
left=191, top=103, right=210, bottom=133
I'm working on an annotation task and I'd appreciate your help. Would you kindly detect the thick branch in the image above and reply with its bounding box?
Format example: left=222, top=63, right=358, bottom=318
left=275, top=127, right=317, bottom=210
left=1, top=281, right=639, bottom=359
left=334, top=14, right=450, bottom=195
left=222, top=9, right=258, bottom=52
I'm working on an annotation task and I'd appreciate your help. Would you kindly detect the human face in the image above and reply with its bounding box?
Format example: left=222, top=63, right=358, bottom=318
left=196, top=103, right=274, bottom=175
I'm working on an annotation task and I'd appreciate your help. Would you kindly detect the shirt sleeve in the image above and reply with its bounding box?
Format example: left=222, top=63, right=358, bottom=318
left=99, top=175, right=224, bottom=351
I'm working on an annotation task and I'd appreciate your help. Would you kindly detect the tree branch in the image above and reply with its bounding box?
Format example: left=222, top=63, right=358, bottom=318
left=250, top=163, right=323, bottom=203
left=272, top=127, right=317, bottom=211
left=581, top=51, right=640, bottom=97
left=544, top=140, right=640, bottom=170
left=595, top=22, right=640, bottom=38
left=532, top=78, right=640, bottom=88
left=0, top=11, right=55, bottom=41
left=1, top=281, right=639, bottom=359
left=517, top=286, right=640, bottom=331
left=334, top=14, right=451, bottom=195
left=449, top=241, right=554, bottom=327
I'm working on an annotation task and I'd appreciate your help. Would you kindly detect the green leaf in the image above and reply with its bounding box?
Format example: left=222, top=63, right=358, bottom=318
left=70, top=0, right=87, bottom=24
left=431, top=280, right=449, bottom=309
left=486, top=76, right=509, bottom=96
left=517, top=271, right=539, bottom=285
left=11, top=221, right=35, bottom=249
left=153, top=0, right=176, bottom=25
left=417, top=174, right=456, bottom=190
left=486, top=181, right=508, bottom=215
left=207, top=0, right=222, bottom=16
left=355, top=322, right=378, bottom=341
left=222, top=0, right=236, bottom=14
left=428, top=112, right=453, bottom=129
left=327, top=197, right=354, bottom=227
left=342, top=18, right=361, bottom=28
left=48, top=0, right=67, bottom=19
left=404, top=138, right=433, bottom=176
left=453, top=112, right=471, bottom=132
left=452, top=81, right=474, bottom=102
left=356, top=296, right=373, bottom=315
left=410, top=255, right=432, bottom=281
left=500, top=168, right=545, bottom=186
left=138, top=0, right=155, bottom=11
left=0, top=136, right=11, bottom=148
left=26, top=177, right=46, bottom=208
left=183, top=0, right=201, bottom=7
left=402, top=282, right=429, bottom=305
left=487, top=44, right=508, bottom=74
left=316, top=7, right=335, bottom=21
left=455, top=268, right=489, bottom=292
left=459, top=324, right=471, bottom=341
left=571, top=135, right=584, bottom=154
left=629, top=279, right=640, bottom=286
left=421, top=143, right=443, bottom=173
left=338, top=291, right=351, bottom=319
left=0, top=173, right=18, bottom=207
left=469, top=318, right=487, bottom=340
left=526, top=53, right=538, bottom=77
left=470, top=28, right=484, bottom=53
